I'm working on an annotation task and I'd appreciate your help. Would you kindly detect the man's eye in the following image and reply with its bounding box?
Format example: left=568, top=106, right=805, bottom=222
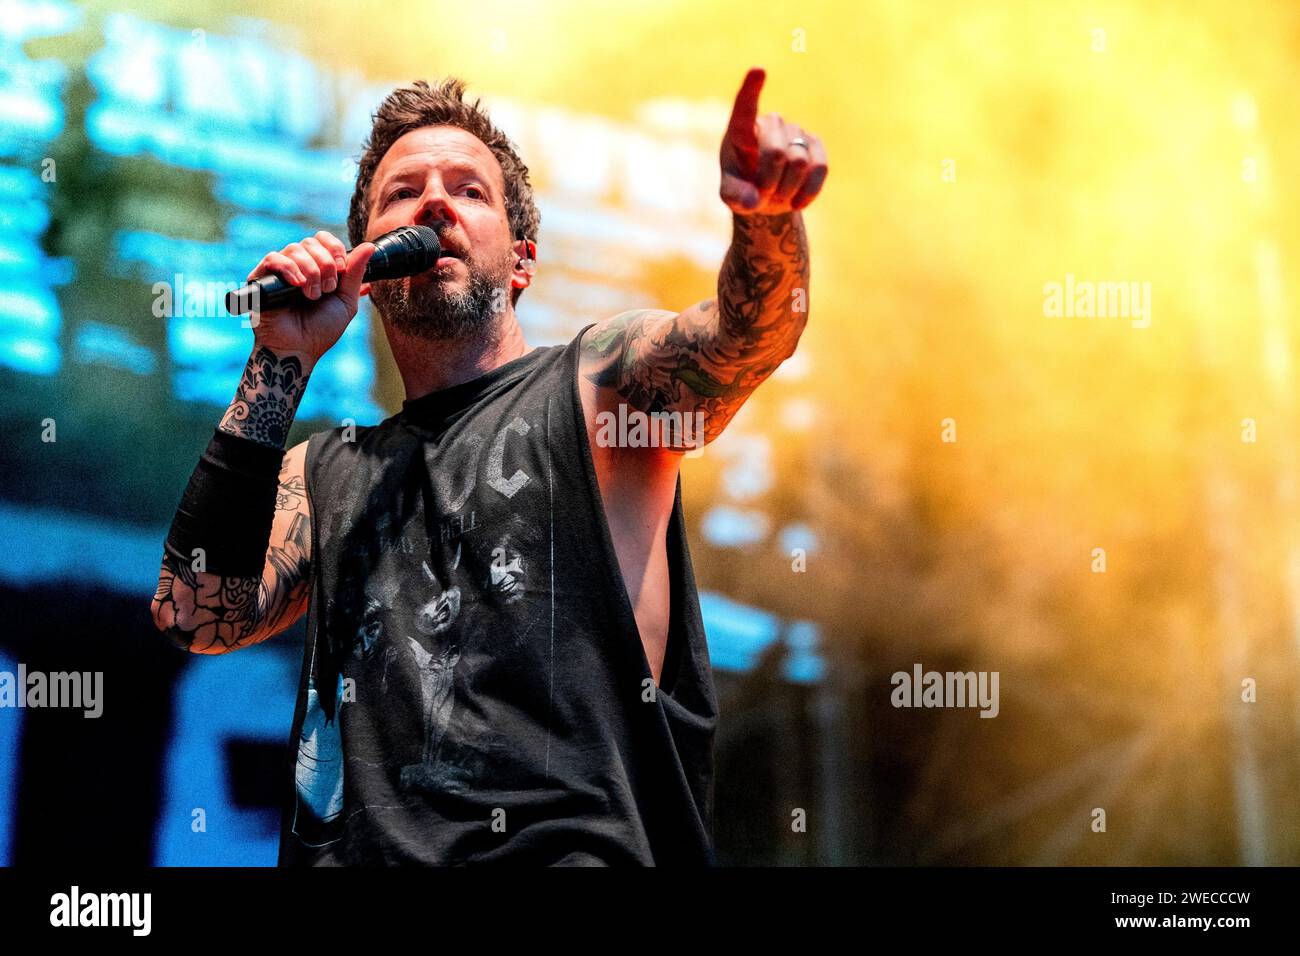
left=387, top=188, right=416, bottom=204
left=464, top=186, right=485, bottom=200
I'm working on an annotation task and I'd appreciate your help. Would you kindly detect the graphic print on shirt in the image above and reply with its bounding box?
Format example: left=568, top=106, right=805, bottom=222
left=289, top=411, right=548, bottom=848
left=400, top=550, right=463, bottom=792
left=292, top=670, right=345, bottom=847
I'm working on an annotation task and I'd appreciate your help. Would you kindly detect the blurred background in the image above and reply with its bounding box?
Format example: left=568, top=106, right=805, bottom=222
left=2, top=0, right=1300, bottom=865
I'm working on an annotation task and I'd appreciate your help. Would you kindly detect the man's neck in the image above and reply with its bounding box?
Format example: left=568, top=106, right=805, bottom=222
left=386, top=311, right=534, bottom=401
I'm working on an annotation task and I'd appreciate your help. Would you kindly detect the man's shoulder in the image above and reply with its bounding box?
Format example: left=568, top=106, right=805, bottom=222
left=576, top=309, right=676, bottom=352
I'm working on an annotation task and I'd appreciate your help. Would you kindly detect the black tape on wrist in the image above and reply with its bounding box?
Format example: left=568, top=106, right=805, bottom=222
left=164, top=428, right=287, bottom=578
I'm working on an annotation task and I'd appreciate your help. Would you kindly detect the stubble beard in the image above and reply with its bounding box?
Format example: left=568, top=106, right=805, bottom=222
left=371, top=247, right=513, bottom=346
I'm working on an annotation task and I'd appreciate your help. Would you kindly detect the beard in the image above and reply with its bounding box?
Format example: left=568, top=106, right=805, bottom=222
left=370, top=247, right=512, bottom=345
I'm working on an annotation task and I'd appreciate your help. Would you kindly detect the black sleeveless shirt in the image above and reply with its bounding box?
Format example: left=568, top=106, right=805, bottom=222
left=277, top=326, right=719, bottom=865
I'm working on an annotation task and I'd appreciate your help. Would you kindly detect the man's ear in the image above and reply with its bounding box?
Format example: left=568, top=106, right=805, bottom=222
left=511, top=237, right=537, bottom=290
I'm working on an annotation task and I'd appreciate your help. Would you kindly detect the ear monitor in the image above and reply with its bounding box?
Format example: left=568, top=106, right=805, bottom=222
left=516, top=231, right=536, bottom=271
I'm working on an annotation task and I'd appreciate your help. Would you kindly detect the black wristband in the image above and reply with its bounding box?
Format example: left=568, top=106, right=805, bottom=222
left=164, top=428, right=287, bottom=578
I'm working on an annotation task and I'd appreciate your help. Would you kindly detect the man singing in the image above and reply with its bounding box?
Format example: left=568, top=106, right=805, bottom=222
left=151, top=68, right=828, bottom=865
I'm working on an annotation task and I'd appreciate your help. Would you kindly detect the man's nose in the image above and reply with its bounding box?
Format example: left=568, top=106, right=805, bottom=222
left=413, top=186, right=457, bottom=231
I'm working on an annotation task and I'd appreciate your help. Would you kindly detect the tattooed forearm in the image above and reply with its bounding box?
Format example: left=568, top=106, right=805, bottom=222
left=219, top=345, right=312, bottom=448
left=717, top=211, right=808, bottom=347
left=152, top=459, right=311, bottom=653
left=583, top=211, right=809, bottom=443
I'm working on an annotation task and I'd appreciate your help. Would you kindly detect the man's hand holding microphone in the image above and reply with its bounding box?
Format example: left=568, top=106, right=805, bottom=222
left=228, top=223, right=442, bottom=373
left=153, top=223, right=442, bottom=653
left=238, top=230, right=377, bottom=372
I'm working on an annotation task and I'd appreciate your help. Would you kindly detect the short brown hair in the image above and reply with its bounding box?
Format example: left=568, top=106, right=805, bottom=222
left=347, top=77, right=540, bottom=305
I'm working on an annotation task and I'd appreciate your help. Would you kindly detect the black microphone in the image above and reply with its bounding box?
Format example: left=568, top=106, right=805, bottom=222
left=224, top=224, right=442, bottom=315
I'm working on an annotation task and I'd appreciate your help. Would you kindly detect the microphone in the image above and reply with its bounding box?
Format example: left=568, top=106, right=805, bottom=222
left=224, top=224, right=442, bottom=315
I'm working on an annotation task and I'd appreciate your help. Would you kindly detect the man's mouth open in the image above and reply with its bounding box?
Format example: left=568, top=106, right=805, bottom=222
left=434, top=246, right=465, bottom=271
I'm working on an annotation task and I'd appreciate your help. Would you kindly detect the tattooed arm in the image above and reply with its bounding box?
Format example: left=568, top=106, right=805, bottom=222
left=580, top=67, right=825, bottom=448
left=580, top=211, right=809, bottom=446
left=151, top=346, right=314, bottom=653
left=152, top=225, right=375, bottom=652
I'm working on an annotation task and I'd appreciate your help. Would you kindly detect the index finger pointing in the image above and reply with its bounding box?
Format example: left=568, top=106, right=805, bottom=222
left=726, top=67, right=766, bottom=139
